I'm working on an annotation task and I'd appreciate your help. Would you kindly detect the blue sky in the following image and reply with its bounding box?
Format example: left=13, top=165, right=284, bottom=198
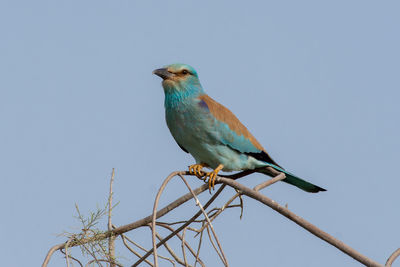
left=1, top=1, right=399, bottom=266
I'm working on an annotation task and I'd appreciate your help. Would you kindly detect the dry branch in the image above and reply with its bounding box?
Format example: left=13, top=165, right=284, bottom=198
left=108, top=168, right=116, bottom=267
left=42, top=169, right=399, bottom=267
left=386, top=248, right=400, bottom=267
left=136, top=183, right=226, bottom=267
left=216, top=176, right=383, bottom=267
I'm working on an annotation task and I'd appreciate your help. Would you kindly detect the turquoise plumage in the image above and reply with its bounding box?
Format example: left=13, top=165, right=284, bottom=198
left=154, top=63, right=326, bottom=193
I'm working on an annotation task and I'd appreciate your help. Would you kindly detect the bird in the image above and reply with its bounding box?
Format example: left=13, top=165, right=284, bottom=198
left=153, top=63, right=326, bottom=193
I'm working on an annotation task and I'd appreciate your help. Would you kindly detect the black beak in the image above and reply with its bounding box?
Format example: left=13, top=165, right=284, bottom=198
left=153, top=68, right=174, bottom=80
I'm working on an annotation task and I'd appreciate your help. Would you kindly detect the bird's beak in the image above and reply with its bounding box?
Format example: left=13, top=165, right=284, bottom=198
left=153, top=68, right=174, bottom=80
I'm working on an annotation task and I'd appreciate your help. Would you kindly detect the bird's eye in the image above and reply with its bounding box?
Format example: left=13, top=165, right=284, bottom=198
left=181, top=69, right=189, bottom=75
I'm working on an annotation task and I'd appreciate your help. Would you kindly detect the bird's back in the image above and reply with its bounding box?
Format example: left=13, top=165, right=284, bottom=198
left=198, top=94, right=281, bottom=167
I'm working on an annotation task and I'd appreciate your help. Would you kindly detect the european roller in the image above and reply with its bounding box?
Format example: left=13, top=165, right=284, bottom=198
left=153, top=63, right=326, bottom=193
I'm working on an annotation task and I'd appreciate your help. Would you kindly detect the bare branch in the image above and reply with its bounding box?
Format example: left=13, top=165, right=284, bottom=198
left=154, top=231, right=184, bottom=266
left=216, top=176, right=383, bottom=267
left=60, top=248, right=83, bottom=267
left=122, top=230, right=177, bottom=266
left=133, top=183, right=226, bottom=267
left=42, top=243, right=65, bottom=267
left=43, top=169, right=394, bottom=267
left=64, top=237, right=73, bottom=267
left=206, top=224, right=227, bottom=265
left=178, top=174, right=228, bottom=266
left=108, top=168, right=116, bottom=267
left=156, top=223, right=206, bottom=267
left=121, top=234, right=154, bottom=266
left=181, top=228, right=189, bottom=267
left=194, top=222, right=205, bottom=267
left=196, top=173, right=286, bottom=236
left=85, top=259, right=123, bottom=267
left=43, top=169, right=256, bottom=267
left=386, top=248, right=400, bottom=267
left=150, top=171, right=181, bottom=266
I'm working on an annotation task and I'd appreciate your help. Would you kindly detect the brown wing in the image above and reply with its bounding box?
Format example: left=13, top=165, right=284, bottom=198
left=198, top=94, right=281, bottom=167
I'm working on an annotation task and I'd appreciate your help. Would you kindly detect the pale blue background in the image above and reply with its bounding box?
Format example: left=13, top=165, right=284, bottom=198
left=1, top=1, right=399, bottom=266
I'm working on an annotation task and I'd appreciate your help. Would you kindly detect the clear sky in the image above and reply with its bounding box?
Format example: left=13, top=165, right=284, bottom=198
left=1, top=1, right=399, bottom=266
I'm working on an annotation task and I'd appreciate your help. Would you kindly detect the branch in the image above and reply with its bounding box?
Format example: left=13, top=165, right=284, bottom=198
left=216, top=176, right=383, bottom=267
left=178, top=174, right=228, bottom=266
left=156, top=223, right=206, bottom=267
left=43, top=168, right=397, bottom=267
left=108, top=168, right=116, bottom=267
left=386, top=248, right=400, bottom=267
left=42, top=171, right=207, bottom=267
left=134, top=183, right=226, bottom=267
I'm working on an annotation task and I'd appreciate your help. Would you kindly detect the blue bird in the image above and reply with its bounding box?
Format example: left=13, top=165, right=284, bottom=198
left=153, top=63, right=326, bottom=193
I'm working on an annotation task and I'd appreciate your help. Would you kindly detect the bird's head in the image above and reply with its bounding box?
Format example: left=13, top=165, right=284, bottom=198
left=153, top=64, right=203, bottom=95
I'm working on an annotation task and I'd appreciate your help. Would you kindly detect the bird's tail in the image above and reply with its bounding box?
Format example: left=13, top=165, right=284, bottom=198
left=259, top=164, right=326, bottom=193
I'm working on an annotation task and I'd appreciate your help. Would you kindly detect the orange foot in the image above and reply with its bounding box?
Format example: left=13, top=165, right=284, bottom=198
left=188, top=163, right=207, bottom=178
left=204, top=164, right=224, bottom=192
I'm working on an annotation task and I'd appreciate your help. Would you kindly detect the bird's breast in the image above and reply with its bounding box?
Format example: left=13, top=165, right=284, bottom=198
left=165, top=101, right=218, bottom=157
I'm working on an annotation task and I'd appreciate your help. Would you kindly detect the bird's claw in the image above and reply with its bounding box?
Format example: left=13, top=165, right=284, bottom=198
left=188, top=164, right=206, bottom=178
left=204, top=164, right=224, bottom=192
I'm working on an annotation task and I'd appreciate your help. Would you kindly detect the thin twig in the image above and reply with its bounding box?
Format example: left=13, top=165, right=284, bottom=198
left=64, top=237, right=73, bottom=267
left=181, top=228, right=189, bottom=267
left=216, top=176, right=383, bottom=267
left=82, top=244, right=104, bottom=267
left=121, top=227, right=177, bottom=266
left=60, top=248, right=84, bottom=267
left=253, top=172, right=286, bottom=191
left=43, top=243, right=65, bottom=267
left=122, top=230, right=178, bottom=266
left=156, top=223, right=206, bottom=267
left=386, top=248, right=400, bottom=267
left=121, top=234, right=154, bottom=266
left=205, top=225, right=225, bottom=264
left=194, top=222, right=205, bottom=267
left=154, top=232, right=183, bottom=267
left=178, top=174, right=228, bottom=266
left=132, top=184, right=226, bottom=267
left=150, top=171, right=182, bottom=266
left=43, top=169, right=392, bottom=267
left=108, top=168, right=116, bottom=267
left=196, top=173, right=285, bottom=236
left=42, top=170, right=254, bottom=267
left=85, top=259, right=123, bottom=267
left=237, top=192, right=244, bottom=219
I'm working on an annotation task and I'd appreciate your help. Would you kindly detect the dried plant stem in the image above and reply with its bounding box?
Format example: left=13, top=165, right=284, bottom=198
left=42, top=169, right=398, bottom=267
left=134, top=183, right=226, bottom=267
left=154, top=231, right=185, bottom=266
left=180, top=228, right=189, bottom=267
left=197, top=173, right=286, bottom=235
left=42, top=170, right=256, bottom=267
left=60, top=248, right=83, bottom=267
left=386, top=248, right=400, bottom=267
left=85, top=259, right=123, bottom=267
left=178, top=174, right=228, bottom=266
left=157, top=223, right=206, bottom=267
left=216, top=176, right=383, bottom=267
left=194, top=222, right=205, bottom=267
left=64, top=237, right=73, bottom=267
left=121, top=234, right=154, bottom=266
left=108, top=168, right=116, bottom=267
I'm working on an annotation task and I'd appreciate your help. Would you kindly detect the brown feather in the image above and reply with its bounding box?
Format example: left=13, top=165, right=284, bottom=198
left=198, top=95, right=281, bottom=167
left=198, top=94, right=275, bottom=153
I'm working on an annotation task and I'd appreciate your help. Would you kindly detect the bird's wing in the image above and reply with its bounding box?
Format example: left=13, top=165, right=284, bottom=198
left=176, top=141, right=189, bottom=153
left=198, top=94, right=280, bottom=167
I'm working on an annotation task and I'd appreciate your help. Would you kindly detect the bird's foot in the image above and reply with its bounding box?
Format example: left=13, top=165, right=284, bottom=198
left=188, top=163, right=207, bottom=178
left=204, top=164, right=224, bottom=192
